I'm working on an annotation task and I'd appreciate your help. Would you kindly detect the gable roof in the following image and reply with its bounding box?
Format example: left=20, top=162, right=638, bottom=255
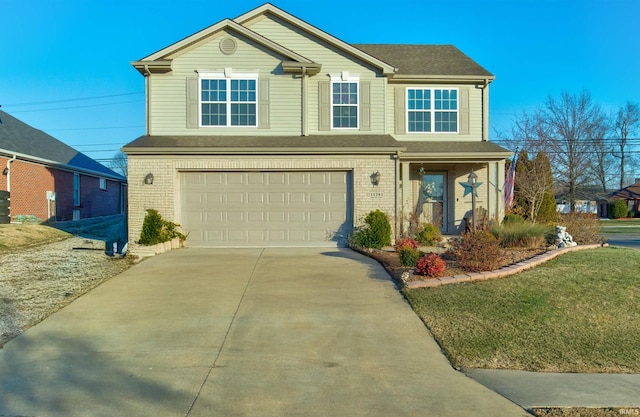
left=132, top=3, right=492, bottom=81
left=132, top=17, right=316, bottom=74
left=0, top=110, right=125, bottom=180
left=609, top=181, right=640, bottom=200
left=353, top=44, right=494, bottom=80
left=234, top=3, right=396, bottom=75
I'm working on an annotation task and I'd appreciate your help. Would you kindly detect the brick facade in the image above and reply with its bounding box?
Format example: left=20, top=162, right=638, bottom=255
left=127, top=155, right=397, bottom=245
left=0, top=156, right=124, bottom=222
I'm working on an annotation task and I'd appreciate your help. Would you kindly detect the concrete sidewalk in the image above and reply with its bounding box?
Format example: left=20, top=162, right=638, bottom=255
left=465, top=368, right=640, bottom=409
left=0, top=248, right=529, bottom=417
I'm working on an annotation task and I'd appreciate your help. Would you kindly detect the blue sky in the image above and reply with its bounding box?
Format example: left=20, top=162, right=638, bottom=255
left=1, top=0, right=638, bottom=165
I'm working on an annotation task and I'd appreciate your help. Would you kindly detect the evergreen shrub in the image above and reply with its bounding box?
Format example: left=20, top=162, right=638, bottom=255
left=415, top=223, right=442, bottom=246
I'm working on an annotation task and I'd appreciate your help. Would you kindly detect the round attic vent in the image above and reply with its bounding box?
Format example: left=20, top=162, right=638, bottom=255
left=219, top=38, right=237, bottom=55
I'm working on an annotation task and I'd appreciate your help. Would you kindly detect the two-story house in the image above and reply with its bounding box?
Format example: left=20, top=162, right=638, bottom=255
left=123, top=3, right=511, bottom=248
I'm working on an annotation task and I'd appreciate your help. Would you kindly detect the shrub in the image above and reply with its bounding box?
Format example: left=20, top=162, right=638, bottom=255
left=416, top=253, right=447, bottom=277
left=415, top=223, right=442, bottom=246
left=395, top=237, right=418, bottom=251
left=348, top=210, right=392, bottom=249
left=139, top=209, right=186, bottom=245
left=139, top=209, right=164, bottom=245
left=609, top=199, right=629, bottom=219
left=558, top=212, right=601, bottom=245
left=503, top=213, right=525, bottom=225
left=398, top=246, right=421, bottom=267
left=491, top=222, right=551, bottom=248
left=450, top=230, right=503, bottom=272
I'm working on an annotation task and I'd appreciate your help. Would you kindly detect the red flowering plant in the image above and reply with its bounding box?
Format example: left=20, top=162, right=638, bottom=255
left=394, top=237, right=419, bottom=251
left=416, top=253, right=447, bottom=278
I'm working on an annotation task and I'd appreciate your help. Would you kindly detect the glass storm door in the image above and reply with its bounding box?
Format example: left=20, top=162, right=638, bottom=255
left=420, top=173, right=447, bottom=231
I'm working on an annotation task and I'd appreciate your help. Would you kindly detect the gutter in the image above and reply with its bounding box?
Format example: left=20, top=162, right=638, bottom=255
left=0, top=149, right=125, bottom=182
left=123, top=146, right=405, bottom=156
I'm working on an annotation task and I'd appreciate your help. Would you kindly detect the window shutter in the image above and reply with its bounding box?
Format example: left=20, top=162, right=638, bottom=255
left=395, top=87, right=406, bottom=135
left=186, top=77, right=199, bottom=129
left=359, top=81, right=371, bottom=131
left=258, top=78, right=270, bottom=129
left=318, top=80, right=330, bottom=131
left=459, top=87, right=470, bottom=135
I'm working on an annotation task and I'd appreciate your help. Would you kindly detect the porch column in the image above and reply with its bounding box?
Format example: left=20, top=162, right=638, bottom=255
left=401, top=161, right=411, bottom=235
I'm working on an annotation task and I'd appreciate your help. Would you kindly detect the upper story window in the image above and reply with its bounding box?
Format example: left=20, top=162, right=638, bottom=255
left=407, top=88, right=458, bottom=133
left=99, top=177, right=107, bottom=190
left=200, top=72, right=257, bottom=127
left=332, top=78, right=359, bottom=129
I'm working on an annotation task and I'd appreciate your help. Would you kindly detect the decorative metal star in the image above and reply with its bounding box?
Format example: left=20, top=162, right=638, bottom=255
left=459, top=181, right=482, bottom=197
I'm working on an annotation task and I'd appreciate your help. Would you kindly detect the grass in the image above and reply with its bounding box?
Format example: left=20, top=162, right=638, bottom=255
left=0, top=224, right=70, bottom=252
left=403, top=247, right=640, bottom=373
left=600, top=218, right=640, bottom=236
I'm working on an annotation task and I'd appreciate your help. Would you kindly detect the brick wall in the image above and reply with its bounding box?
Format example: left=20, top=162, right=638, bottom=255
left=0, top=158, right=56, bottom=221
left=0, top=157, right=124, bottom=222
left=127, top=155, right=397, bottom=244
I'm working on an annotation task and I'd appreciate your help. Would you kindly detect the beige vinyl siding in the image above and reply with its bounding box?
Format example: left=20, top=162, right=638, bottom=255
left=246, top=14, right=386, bottom=135
left=387, top=83, right=484, bottom=141
left=148, top=30, right=301, bottom=136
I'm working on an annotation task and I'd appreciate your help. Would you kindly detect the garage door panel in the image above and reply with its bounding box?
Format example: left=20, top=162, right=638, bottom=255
left=226, top=192, right=245, bottom=204
left=181, top=171, right=351, bottom=247
left=288, top=173, right=307, bottom=184
left=289, top=192, right=306, bottom=204
left=204, top=173, right=224, bottom=185
left=247, top=211, right=265, bottom=223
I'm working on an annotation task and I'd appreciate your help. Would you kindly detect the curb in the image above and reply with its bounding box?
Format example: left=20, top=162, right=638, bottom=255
left=405, top=244, right=604, bottom=289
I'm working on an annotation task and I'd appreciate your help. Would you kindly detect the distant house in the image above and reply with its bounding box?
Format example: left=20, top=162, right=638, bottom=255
left=0, top=110, right=127, bottom=223
left=598, top=179, right=640, bottom=218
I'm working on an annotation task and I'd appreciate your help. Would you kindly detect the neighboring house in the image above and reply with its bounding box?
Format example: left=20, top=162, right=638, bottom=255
left=557, top=200, right=598, bottom=215
left=0, top=110, right=127, bottom=223
left=123, top=3, right=511, bottom=247
left=598, top=179, right=640, bottom=218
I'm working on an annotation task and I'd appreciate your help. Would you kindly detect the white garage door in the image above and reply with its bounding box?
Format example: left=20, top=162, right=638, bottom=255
left=180, top=171, right=352, bottom=247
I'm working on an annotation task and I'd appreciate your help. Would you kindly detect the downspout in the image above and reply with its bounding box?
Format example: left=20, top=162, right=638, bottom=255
left=481, top=79, right=490, bottom=141
left=144, top=65, right=151, bottom=135
left=5, top=155, right=16, bottom=193
left=301, top=67, right=309, bottom=136
left=395, top=150, right=401, bottom=239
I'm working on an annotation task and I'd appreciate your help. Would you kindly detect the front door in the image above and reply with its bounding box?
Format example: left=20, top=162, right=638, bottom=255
left=418, top=173, right=447, bottom=232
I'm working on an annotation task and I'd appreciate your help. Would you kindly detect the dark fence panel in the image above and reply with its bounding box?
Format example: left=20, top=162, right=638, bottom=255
left=0, top=190, right=10, bottom=224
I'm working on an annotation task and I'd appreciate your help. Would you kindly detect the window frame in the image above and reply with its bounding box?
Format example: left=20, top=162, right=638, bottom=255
left=73, top=173, right=81, bottom=207
left=406, top=87, right=459, bottom=134
left=330, top=76, right=359, bottom=130
left=198, top=71, right=259, bottom=128
left=99, top=177, right=107, bottom=191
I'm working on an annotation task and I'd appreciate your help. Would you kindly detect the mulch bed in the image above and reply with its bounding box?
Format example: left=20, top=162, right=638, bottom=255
left=360, top=246, right=545, bottom=284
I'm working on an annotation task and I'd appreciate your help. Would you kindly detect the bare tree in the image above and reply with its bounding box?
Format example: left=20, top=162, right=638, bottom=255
left=611, top=102, right=640, bottom=189
left=590, top=135, right=616, bottom=193
left=514, top=151, right=555, bottom=223
left=109, top=151, right=128, bottom=177
left=510, top=90, right=607, bottom=210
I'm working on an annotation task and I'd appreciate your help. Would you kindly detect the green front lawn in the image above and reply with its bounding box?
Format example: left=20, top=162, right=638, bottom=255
left=600, top=218, right=640, bottom=235
left=403, top=247, right=640, bottom=373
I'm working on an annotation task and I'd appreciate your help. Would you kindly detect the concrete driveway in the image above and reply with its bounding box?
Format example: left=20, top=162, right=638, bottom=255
left=0, top=248, right=528, bottom=417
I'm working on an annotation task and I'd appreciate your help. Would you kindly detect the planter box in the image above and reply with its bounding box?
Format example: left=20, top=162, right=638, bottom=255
left=129, top=238, right=184, bottom=259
